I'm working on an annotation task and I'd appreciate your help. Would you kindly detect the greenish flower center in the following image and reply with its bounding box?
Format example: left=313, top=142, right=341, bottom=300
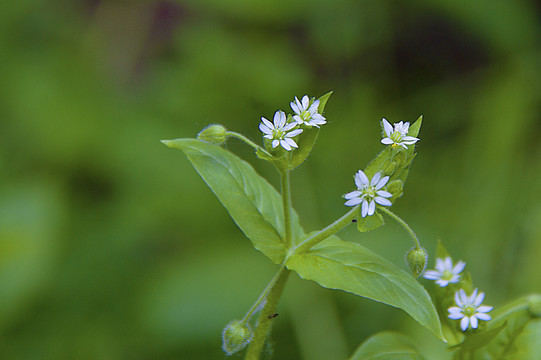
left=301, top=110, right=311, bottom=121
left=441, top=270, right=453, bottom=280
left=463, top=306, right=476, bottom=317
left=273, top=129, right=286, bottom=140
left=364, top=186, right=376, bottom=198
left=390, top=131, right=403, bottom=143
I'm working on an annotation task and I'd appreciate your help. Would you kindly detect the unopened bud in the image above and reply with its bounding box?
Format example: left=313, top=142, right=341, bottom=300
left=405, top=246, right=428, bottom=278
left=221, top=320, right=253, bottom=356
left=387, top=180, right=404, bottom=198
left=197, top=124, right=227, bottom=144
left=528, top=295, right=541, bottom=317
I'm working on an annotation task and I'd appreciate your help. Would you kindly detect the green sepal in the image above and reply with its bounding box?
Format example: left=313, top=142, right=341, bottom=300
left=356, top=210, right=384, bottom=232
left=286, top=235, right=444, bottom=341
left=288, top=92, right=332, bottom=170
left=349, top=332, right=426, bottom=360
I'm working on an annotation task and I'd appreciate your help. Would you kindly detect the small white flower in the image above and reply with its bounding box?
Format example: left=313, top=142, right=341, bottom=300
left=344, top=170, right=392, bottom=217
left=290, top=95, right=327, bottom=127
left=423, top=257, right=466, bottom=287
left=259, top=110, right=303, bottom=151
left=381, top=118, right=419, bottom=149
left=448, top=289, right=493, bottom=331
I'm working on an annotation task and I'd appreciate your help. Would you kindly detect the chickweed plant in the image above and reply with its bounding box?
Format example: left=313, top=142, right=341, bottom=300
left=163, top=93, right=541, bottom=360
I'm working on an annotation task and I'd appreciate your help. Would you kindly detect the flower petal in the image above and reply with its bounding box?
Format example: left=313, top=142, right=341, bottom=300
left=285, top=138, right=298, bottom=148
left=475, top=313, right=492, bottom=321
left=361, top=200, right=369, bottom=217
left=301, top=95, right=309, bottom=109
left=436, top=279, right=450, bottom=287
left=470, top=316, right=478, bottom=329
left=355, top=170, right=369, bottom=188
left=345, top=198, right=362, bottom=206
left=345, top=191, right=362, bottom=199
left=477, top=306, right=493, bottom=313
left=460, top=317, right=470, bottom=331
left=371, top=172, right=381, bottom=186
left=274, top=111, right=286, bottom=127
left=375, top=175, right=389, bottom=190
left=259, top=123, right=273, bottom=134
left=272, top=139, right=280, bottom=148
left=381, top=138, right=394, bottom=145
left=375, top=197, right=392, bottom=206
left=286, top=128, right=303, bottom=137
left=367, top=200, right=376, bottom=216
left=261, top=117, right=274, bottom=129
left=423, top=270, right=441, bottom=280
left=280, top=140, right=291, bottom=151
left=474, top=292, right=485, bottom=307
left=382, top=118, right=393, bottom=136
left=453, top=261, right=466, bottom=274
left=376, top=190, right=392, bottom=198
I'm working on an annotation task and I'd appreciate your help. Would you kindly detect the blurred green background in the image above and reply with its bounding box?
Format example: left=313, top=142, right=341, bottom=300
left=1, top=0, right=540, bottom=359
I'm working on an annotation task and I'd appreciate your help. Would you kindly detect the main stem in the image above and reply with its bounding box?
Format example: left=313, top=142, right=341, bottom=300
left=378, top=207, right=421, bottom=248
left=244, top=270, right=289, bottom=360
left=281, top=171, right=293, bottom=249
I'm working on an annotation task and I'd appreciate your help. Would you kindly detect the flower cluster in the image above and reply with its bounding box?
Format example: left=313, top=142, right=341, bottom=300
left=423, top=257, right=492, bottom=331
left=259, top=95, right=326, bottom=151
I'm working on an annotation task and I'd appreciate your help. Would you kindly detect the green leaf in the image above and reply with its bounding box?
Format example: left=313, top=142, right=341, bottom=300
left=289, top=126, right=319, bottom=169
left=448, top=322, right=506, bottom=351
left=289, top=92, right=332, bottom=170
left=485, top=294, right=541, bottom=360
left=163, top=138, right=305, bottom=263
left=356, top=210, right=384, bottom=232
left=349, top=332, right=425, bottom=360
left=317, top=91, right=333, bottom=114
left=287, top=235, right=444, bottom=340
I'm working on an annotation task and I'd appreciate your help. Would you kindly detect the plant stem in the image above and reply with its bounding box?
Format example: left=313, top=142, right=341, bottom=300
left=226, top=131, right=272, bottom=157
left=245, top=268, right=290, bottom=360
left=378, top=207, right=421, bottom=248
left=281, top=171, right=293, bottom=249
left=241, top=263, right=286, bottom=324
left=294, top=206, right=358, bottom=254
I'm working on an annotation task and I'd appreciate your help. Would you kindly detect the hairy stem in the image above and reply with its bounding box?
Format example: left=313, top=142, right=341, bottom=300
left=226, top=131, right=272, bottom=157
left=281, top=171, right=293, bottom=249
left=378, top=207, right=421, bottom=248
left=294, top=206, right=358, bottom=254
left=245, top=269, right=290, bottom=360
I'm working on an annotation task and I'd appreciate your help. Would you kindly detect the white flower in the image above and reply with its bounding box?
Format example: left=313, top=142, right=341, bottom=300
left=290, top=95, right=327, bottom=127
left=344, top=170, right=392, bottom=217
left=448, top=289, right=493, bottom=331
left=423, top=257, right=466, bottom=287
left=381, top=118, right=420, bottom=149
left=259, top=110, right=303, bottom=151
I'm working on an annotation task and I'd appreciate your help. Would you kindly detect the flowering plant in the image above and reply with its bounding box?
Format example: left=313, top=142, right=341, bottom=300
left=163, top=93, right=541, bottom=360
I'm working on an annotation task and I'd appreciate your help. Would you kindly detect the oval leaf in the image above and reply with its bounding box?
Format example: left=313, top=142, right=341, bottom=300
left=287, top=235, right=444, bottom=340
left=162, top=138, right=304, bottom=263
left=349, top=332, right=425, bottom=360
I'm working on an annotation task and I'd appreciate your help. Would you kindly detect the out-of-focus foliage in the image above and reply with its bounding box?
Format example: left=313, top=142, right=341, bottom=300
left=0, top=0, right=540, bottom=359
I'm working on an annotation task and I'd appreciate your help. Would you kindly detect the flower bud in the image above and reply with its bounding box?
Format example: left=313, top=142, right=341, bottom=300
left=221, top=319, right=253, bottom=356
left=405, top=246, right=428, bottom=278
left=528, top=295, right=541, bottom=317
left=197, top=124, right=227, bottom=144
left=387, top=180, right=404, bottom=198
